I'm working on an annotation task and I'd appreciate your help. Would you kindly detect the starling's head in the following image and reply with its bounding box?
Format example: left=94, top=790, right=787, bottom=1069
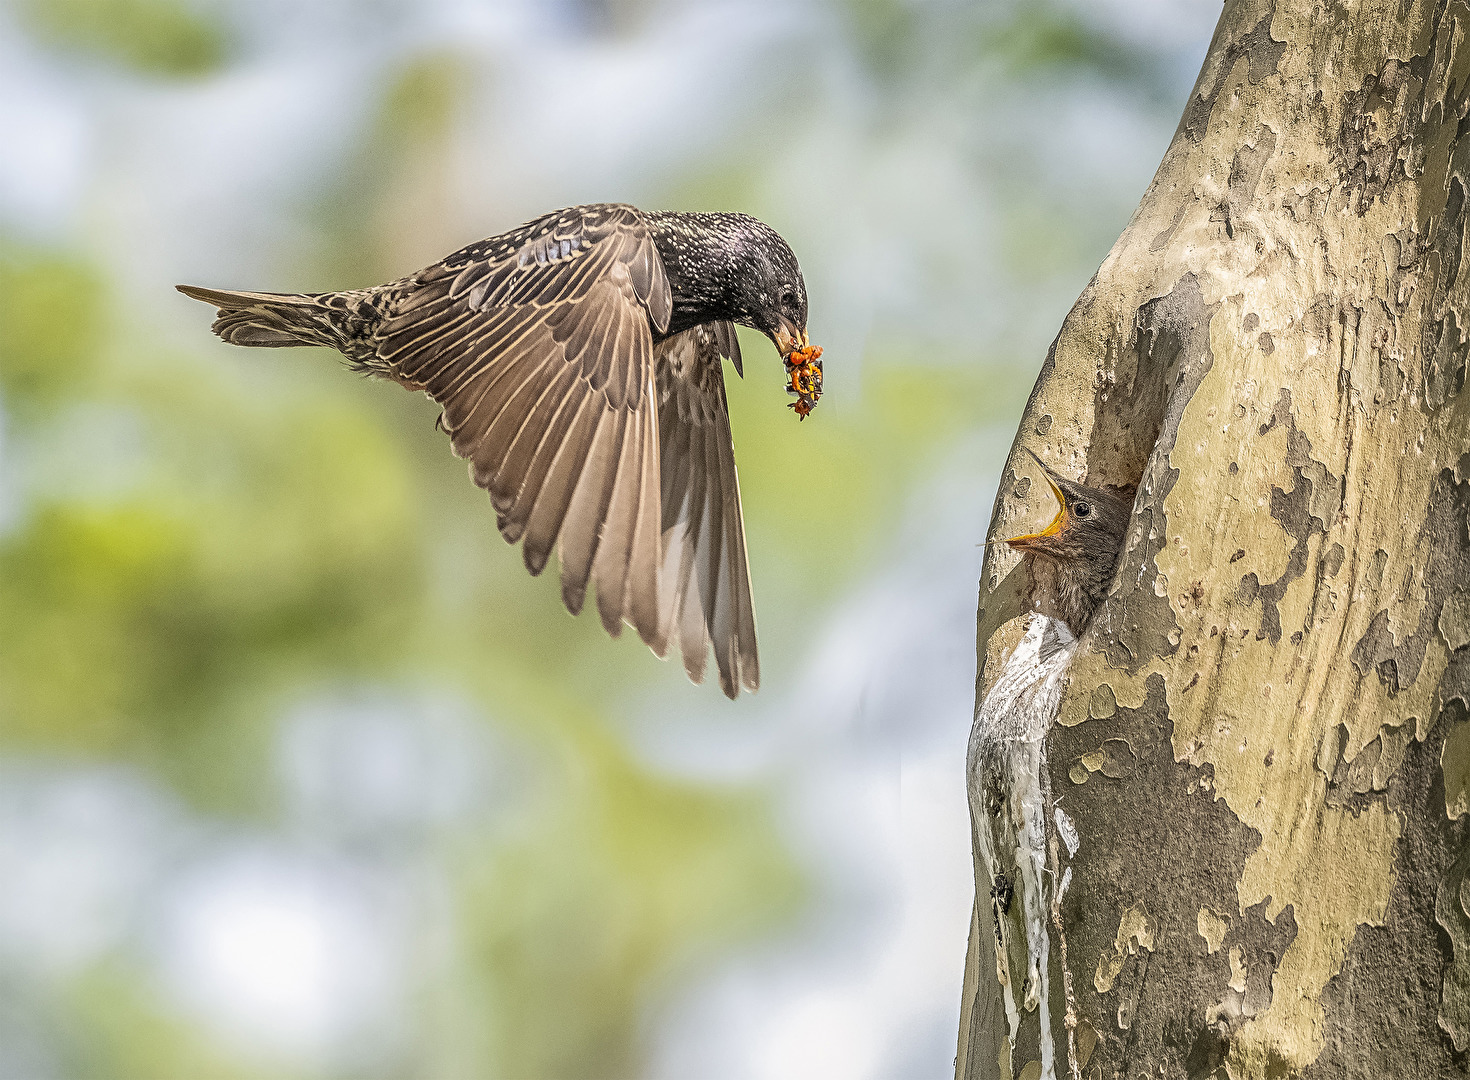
left=726, top=216, right=808, bottom=357
left=646, top=210, right=810, bottom=351
left=1005, top=448, right=1134, bottom=568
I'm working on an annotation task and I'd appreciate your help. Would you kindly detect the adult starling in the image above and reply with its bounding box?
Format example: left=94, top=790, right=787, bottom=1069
left=1004, top=448, right=1135, bottom=634
left=178, top=203, right=812, bottom=698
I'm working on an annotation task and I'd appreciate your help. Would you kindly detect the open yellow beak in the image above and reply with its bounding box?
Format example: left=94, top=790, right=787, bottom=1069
left=1004, top=451, right=1067, bottom=551
left=770, top=318, right=809, bottom=359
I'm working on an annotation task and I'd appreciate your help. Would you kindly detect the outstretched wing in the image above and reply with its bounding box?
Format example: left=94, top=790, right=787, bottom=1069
left=375, top=204, right=674, bottom=650
left=655, top=322, right=759, bottom=698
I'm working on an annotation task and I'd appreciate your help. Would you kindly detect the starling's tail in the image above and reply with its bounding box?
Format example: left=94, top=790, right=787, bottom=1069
left=176, top=284, right=374, bottom=355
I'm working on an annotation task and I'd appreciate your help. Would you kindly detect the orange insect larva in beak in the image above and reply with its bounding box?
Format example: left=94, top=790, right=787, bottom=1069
left=783, top=343, right=823, bottom=421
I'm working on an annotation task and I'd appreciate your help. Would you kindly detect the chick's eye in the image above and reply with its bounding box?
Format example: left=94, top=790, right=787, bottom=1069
left=1073, top=501, right=1092, bottom=518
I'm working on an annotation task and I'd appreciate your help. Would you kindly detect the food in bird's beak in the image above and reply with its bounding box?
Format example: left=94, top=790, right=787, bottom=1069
left=784, top=343, right=823, bottom=420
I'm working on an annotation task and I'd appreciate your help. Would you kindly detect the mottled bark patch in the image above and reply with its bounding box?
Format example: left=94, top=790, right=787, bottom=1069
left=1422, top=174, right=1468, bottom=409
left=1182, top=12, right=1287, bottom=143
left=1317, top=717, right=1414, bottom=811
left=1090, top=276, right=1216, bottom=673
left=1303, top=696, right=1470, bottom=1078
left=1049, top=675, right=1297, bottom=1077
left=1223, top=126, right=1278, bottom=237
left=1150, top=201, right=1190, bottom=253
left=1437, top=592, right=1470, bottom=1056
left=1350, top=465, right=1470, bottom=711
left=1336, top=52, right=1433, bottom=215
left=1425, top=308, right=1469, bottom=410
left=1237, top=388, right=1343, bottom=645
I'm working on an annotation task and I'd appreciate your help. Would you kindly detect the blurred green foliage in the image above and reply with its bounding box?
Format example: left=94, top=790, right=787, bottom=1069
left=64, top=963, right=281, bottom=1080
left=0, top=249, right=104, bottom=420
left=978, top=4, right=1157, bottom=83
left=0, top=230, right=808, bottom=1072
left=844, top=0, right=1169, bottom=96
left=313, top=52, right=475, bottom=287
left=458, top=758, right=802, bottom=1079
left=0, top=1, right=1145, bottom=1074
left=19, top=0, right=226, bottom=77
left=0, top=222, right=1014, bottom=1076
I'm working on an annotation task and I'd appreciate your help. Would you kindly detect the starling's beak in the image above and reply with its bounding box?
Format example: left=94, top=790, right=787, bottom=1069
left=769, top=317, right=808, bottom=359
left=1004, top=448, right=1067, bottom=552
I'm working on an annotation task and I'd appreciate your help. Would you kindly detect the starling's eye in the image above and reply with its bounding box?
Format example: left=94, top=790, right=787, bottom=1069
left=1073, top=501, right=1092, bottom=518
left=779, top=287, right=795, bottom=308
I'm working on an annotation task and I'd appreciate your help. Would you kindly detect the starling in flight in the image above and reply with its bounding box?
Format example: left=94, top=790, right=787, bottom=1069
left=179, top=203, right=813, bottom=698
left=1004, top=448, right=1135, bottom=634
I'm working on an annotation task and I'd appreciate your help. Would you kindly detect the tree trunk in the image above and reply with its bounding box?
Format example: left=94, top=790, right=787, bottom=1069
left=956, top=1, right=1470, bottom=1077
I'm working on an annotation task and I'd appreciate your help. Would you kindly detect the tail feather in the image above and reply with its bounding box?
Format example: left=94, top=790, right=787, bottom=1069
left=176, top=285, right=318, bottom=309
left=176, top=284, right=367, bottom=353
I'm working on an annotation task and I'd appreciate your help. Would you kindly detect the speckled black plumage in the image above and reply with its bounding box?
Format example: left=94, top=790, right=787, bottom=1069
left=177, top=203, right=811, bottom=698
left=644, top=210, right=807, bottom=340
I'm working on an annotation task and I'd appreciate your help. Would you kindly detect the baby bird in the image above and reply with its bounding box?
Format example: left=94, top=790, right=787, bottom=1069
left=1004, top=448, right=1135, bottom=634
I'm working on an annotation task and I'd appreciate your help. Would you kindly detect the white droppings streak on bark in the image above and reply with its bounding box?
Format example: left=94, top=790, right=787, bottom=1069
left=969, top=615, right=1078, bottom=1079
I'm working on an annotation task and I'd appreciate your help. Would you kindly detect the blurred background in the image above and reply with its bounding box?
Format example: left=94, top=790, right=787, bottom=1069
left=0, top=2, right=1214, bottom=1077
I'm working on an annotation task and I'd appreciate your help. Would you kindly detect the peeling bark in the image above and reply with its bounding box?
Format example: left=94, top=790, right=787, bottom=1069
left=959, top=2, right=1470, bottom=1077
